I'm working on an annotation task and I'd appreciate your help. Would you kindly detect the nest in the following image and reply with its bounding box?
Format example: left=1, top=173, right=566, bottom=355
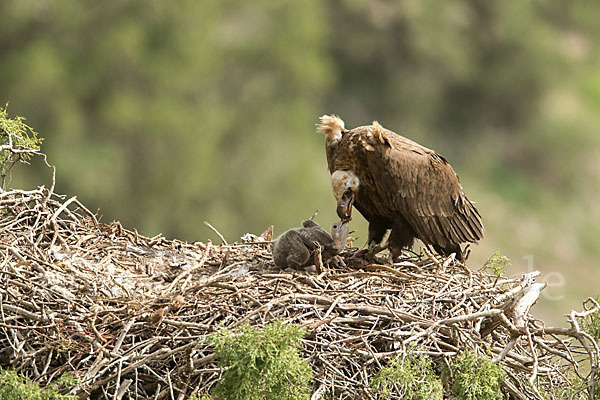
left=1, top=183, right=599, bottom=400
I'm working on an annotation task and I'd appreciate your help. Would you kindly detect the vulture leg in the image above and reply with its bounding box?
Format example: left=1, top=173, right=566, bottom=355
left=364, top=240, right=390, bottom=264
left=388, top=217, right=416, bottom=261
left=364, top=239, right=390, bottom=257
left=351, top=217, right=390, bottom=261
left=351, top=242, right=388, bottom=265
left=350, top=215, right=388, bottom=252
left=433, top=244, right=464, bottom=263
left=367, top=217, right=389, bottom=248
left=371, top=239, right=389, bottom=254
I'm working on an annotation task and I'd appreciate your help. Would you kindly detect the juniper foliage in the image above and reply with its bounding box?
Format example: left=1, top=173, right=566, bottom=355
left=0, top=105, right=43, bottom=188
left=449, top=351, right=505, bottom=400
left=208, top=320, right=312, bottom=400
left=0, top=368, right=75, bottom=400
left=370, top=353, right=443, bottom=399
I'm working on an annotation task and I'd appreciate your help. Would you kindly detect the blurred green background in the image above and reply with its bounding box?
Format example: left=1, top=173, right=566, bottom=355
left=2, top=0, right=599, bottom=322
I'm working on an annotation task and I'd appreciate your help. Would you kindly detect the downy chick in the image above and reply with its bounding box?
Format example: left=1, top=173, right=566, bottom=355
left=272, top=219, right=349, bottom=269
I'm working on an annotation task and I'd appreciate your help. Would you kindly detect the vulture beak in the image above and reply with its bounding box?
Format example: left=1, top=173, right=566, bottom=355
left=336, top=190, right=354, bottom=222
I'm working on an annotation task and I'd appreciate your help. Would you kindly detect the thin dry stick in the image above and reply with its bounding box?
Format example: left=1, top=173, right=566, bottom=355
left=313, top=242, right=324, bottom=274
left=204, top=221, right=228, bottom=245
left=167, top=243, right=212, bottom=293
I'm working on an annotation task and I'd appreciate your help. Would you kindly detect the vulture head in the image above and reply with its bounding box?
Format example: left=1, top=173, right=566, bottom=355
left=330, top=219, right=350, bottom=250
left=331, top=170, right=360, bottom=222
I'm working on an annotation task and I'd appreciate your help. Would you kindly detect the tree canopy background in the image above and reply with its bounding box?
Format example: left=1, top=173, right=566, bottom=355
left=2, top=0, right=599, bottom=322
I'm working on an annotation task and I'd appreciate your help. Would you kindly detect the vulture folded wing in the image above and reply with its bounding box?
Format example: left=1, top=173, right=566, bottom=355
left=355, top=129, right=483, bottom=248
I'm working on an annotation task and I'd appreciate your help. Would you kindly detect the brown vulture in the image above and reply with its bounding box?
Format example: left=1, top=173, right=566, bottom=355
left=317, top=115, right=483, bottom=261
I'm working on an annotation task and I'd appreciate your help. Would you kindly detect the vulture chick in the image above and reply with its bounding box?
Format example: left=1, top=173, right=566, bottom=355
left=317, top=115, right=483, bottom=261
left=272, top=219, right=349, bottom=269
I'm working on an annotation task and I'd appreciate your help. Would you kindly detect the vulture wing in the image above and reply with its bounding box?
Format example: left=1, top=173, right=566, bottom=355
left=348, top=124, right=483, bottom=248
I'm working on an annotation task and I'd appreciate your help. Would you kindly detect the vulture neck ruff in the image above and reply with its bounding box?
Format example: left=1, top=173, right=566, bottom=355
left=317, top=115, right=346, bottom=147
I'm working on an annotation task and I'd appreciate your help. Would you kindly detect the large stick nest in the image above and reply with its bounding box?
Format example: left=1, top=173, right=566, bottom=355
left=1, top=183, right=599, bottom=400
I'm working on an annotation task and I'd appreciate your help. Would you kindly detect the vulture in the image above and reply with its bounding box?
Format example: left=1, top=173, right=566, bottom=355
left=317, top=115, right=483, bottom=261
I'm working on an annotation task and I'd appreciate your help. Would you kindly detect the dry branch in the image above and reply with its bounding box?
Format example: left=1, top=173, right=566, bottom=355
left=0, top=185, right=598, bottom=399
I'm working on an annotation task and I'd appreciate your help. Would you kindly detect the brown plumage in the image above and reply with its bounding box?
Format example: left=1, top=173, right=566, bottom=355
left=318, top=115, right=483, bottom=261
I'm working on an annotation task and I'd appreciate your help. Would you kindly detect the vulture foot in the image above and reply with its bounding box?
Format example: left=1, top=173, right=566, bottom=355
left=329, top=255, right=346, bottom=268
left=349, top=242, right=389, bottom=265
left=346, top=256, right=370, bottom=269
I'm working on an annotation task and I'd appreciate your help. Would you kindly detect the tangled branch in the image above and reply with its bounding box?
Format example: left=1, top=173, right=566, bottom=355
left=0, top=186, right=598, bottom=399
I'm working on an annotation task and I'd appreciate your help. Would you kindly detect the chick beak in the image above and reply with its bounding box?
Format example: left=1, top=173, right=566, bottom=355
left=332, top=219, right=351, bottom=250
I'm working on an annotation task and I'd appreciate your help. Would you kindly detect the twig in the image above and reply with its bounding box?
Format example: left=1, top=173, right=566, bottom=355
left=313, top=242, right=323, bottom=274
left=204, top=221, right=228, bottom=245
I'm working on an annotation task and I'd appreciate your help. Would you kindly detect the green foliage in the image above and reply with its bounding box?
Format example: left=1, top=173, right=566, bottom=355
left=548, top=371, right=599, bottom=400
left=188, top=394, right=212, bottom=400
left=574, top=296, right=600, bottom=398
left=0, top=0, right=332, bottom=241
left=582, top=295, right=600, bottom=343
left=483, top=251, right=511, bottom=277
left=370, top=353, right=443, bottom=399
left=0, top=368, right=76, bottom=400
left=3, top=0, right=600, bottom=242
left=0, top=105, right=43, bottom=188
left=449, top=351, right=505, bottom=400
left=208, top=320, right=312, bottom=400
